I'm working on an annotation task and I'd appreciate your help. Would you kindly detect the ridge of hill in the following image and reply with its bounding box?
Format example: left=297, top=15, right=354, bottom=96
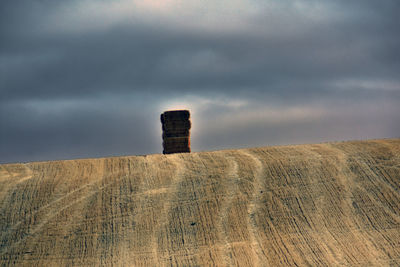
left=1, top=139, right=399, bottom=266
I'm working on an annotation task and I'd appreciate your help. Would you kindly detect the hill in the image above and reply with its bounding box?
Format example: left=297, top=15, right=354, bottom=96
left=1, top=139, right=399, bottom=266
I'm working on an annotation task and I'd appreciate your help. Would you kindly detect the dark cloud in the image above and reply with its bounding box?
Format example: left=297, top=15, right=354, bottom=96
left=0, top=95, right=163, bottom=162
left=1, top=0, right=399, bottom=163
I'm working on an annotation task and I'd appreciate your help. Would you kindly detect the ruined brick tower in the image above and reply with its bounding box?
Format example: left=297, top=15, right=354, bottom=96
left=161, top=110, right=191, bottom=154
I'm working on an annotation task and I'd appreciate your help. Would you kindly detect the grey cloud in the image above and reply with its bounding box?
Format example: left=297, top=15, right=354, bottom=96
left=1, top=0, right=399, bottom=163
left=0, top=95, right=163, bottom=162
left=2, top=1, right=400, bottom=99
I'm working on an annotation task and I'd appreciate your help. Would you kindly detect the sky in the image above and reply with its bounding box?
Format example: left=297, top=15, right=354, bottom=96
left=1, top=0, right=399, bottom=163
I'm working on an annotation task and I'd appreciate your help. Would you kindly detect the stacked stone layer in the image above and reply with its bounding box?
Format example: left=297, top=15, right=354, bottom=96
left=161, top=110, right=191, bottom=154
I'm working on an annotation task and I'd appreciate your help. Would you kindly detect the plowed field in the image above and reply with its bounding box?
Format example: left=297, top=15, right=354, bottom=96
left=1, top=139, right=399, bottom=266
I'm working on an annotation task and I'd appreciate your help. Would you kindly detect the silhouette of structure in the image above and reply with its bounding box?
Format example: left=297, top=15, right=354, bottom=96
left=161, top=110, right=191, bottom=154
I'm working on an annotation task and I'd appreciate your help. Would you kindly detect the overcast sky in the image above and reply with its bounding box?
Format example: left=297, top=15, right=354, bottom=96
left=1, top=0, right=399, bottom=163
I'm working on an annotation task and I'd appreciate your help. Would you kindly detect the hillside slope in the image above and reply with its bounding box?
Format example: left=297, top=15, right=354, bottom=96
left=1, top=139, right=399, bottom=266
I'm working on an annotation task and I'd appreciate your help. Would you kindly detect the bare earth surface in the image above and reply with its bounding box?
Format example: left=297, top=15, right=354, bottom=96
left=1, top=139, right=399, bottom=266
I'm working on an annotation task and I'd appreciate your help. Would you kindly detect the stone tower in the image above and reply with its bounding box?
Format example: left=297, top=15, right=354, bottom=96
left=161, top=110, right=191, bottom=154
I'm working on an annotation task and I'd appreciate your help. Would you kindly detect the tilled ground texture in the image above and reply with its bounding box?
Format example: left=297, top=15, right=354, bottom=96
left=0, top=139, right=399, bottom=266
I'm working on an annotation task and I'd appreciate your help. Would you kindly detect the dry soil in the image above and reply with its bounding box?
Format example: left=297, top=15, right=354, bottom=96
left=0, top=139, right=399, bottom=266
